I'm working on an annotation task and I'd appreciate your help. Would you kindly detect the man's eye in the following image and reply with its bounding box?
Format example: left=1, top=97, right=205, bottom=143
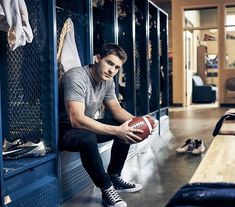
left=107, top=60, right=114, bottom=66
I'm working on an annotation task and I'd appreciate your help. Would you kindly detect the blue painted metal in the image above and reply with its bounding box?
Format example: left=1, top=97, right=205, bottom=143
left=56, top=0, right=95, bottom=203
left=48, top=0, right=59, bottom=151
left=48, top=0, right=60, bottom=204
left=135, top=0, right=149, bottom=116
left=6, top=177, right=58, bottom=207
left=113, top=0, right=120, bottom=96
left=0, top=1, right=169, bottom=206
left=160, top=10, right=169, bottom=115
left=148, top=1, right=161, bottom=131
left=0, top=0, right=59, bottom=206
left=118, top=0, right=136, bottom=115
left=114, top=0, right=118, bottom=44
left=0, top=16, right=11, bottom=207
left=0, top=67, right=3, bottom=207
left=149, top=1, right=160, bottom=114
left=146, top=0, right=151, bottom=114
left=4, top=154, right=56, bottom=179
left=87, top=1, right=94, bottom=64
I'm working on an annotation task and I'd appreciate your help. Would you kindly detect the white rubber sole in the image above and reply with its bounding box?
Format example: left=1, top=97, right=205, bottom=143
left=115, top=184, right=143, bottom=193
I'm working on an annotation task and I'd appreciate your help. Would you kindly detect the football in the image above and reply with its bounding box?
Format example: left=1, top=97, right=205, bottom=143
left=128, top=116, right=155, bottom=141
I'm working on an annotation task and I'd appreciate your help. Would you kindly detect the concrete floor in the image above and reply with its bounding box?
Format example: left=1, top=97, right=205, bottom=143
left=63, top=105, right=227, bottom=207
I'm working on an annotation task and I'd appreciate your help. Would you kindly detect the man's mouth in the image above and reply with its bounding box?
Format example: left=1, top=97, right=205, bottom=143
left=104, top=73, right=112, bottom=78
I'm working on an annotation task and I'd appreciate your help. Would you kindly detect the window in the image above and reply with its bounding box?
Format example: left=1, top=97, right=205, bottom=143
left=225, top=5, right=235, bottom=69
left=184, top=7, right=217, bottom=28
left=183, top=8, right=218, bottom=85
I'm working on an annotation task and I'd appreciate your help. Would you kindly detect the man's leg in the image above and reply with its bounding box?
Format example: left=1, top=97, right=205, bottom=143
left=95, top=119, right=130, bottom=175
left=97, top=119, right=142, bottom=193
left=107, top=138, right=142, bottom=193
left=62, top=128, right=111, bottom=188
left=107, top=138, right=130, bottom=175
left=62, top=127, right=127, bottom=207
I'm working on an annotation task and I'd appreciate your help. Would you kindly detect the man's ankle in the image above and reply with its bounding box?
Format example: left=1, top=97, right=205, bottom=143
left=109, top=174, right=142, bottom=193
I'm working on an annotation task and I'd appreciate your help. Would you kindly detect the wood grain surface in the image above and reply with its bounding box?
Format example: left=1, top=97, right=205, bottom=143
left=190, top=135, right=235, bottom=183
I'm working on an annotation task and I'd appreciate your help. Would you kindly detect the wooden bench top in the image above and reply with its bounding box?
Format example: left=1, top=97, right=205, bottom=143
left=225, top=108, right=235, bottom=115
left=190, top=135, right=235, bottom=183
left=219, top=120, right=235, bottom=135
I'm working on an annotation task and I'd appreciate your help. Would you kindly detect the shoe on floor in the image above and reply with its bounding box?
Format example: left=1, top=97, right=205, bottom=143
left=101, top=186, right=127, bottom=207
left=191, top=139, right=206, bottom=155
left=176, top=138, right=196, bottom=153
left=3, top=139, right=47, bottom=160
left=109, top=174, right=142, bottom=193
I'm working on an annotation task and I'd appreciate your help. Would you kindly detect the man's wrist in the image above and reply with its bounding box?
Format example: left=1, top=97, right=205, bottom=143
left=110, top=125, right=119, bottom=136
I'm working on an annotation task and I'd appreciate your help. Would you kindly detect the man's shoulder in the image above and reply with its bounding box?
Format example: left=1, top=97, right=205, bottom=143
left=66, top=65, right=88, bottom=75
left=63, top=66, right=89, bottom=80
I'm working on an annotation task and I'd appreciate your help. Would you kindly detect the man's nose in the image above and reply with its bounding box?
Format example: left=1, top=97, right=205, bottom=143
left=108, top=67, right=115, bottom=74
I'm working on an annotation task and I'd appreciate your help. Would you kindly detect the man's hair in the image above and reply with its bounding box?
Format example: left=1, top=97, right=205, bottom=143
left=98, top=43, right=127, bottom=63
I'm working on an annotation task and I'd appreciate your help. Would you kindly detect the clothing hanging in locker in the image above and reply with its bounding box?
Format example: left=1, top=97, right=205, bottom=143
left=0, top=0, right=33, bottom=50
left=57, top=18, right=81, bottom=76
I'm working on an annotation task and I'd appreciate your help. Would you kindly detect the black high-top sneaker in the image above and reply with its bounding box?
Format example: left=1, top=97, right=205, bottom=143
left=101, top=186, right=127, bottom=207
left=109, top=174, right=142, bottom=193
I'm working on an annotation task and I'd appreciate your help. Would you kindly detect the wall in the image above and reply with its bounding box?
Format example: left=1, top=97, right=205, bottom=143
left=172, top=0, right=235, bottom=106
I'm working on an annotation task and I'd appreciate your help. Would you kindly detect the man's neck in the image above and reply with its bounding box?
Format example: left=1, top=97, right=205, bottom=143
left=90, top=64, right=101, bottom=83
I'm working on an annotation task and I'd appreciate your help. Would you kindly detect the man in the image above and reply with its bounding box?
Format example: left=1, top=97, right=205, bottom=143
left=60, top=43, right=152, bottom=207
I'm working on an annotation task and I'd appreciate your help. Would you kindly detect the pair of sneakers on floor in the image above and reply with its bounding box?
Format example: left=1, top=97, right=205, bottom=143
left=176, top=138, right=206, bottom=155
left=101, top=174, right=142, bottom=207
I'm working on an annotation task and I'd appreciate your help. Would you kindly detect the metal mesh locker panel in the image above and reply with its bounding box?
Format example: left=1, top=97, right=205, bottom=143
left=2, top=0, right=43, bottom=143
left=160, top=12, right=168, bottom=109
left=93, top=0, right=115, bottom=54
left=117, top=0, right=136, bottom=114
left=6, top=180, right=57, bottom=207
left=56, top=1, right=87, bottom=66
left=149, top=6, right=159, bottom=113
left=135, top=1, right=148, bottom=115
left=61, top=165, right=92, bottom=201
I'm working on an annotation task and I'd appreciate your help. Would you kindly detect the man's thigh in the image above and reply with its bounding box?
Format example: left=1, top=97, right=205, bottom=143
left=96, top=119, right=120, bottom=143
left=60, top=119, right=120, bottom=150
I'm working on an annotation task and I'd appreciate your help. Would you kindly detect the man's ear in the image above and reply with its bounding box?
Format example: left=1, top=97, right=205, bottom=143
left=94, top=54, right=101, bottom=63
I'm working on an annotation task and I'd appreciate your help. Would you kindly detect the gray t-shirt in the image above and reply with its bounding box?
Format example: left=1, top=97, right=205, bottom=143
left=60, top=65, right=116, bottom=120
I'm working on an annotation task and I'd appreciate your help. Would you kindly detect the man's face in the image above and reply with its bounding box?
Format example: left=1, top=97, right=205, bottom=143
left=95, top=54, right=123, bottom=81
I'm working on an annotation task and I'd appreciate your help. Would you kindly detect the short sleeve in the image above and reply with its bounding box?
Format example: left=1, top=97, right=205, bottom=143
left=62, top=68, right=87, bottom=103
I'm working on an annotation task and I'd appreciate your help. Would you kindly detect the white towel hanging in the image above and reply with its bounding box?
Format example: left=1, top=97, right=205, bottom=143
left=0, top=0, right=33, bottom=50
left=57, top=18, right=81, bottom=74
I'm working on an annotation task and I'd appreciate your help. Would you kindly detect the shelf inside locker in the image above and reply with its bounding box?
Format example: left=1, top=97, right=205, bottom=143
left=3, top=153, right=56, bottom=179
left=3, top=175, right=57, bottom=206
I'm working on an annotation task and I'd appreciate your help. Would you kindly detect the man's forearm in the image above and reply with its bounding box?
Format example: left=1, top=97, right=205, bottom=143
left=70, top=115, right=120, bottom=135
left=112, top=107, right=134, bottom=123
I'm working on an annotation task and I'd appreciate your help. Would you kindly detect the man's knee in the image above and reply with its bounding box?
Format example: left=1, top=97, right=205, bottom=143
left=62, top=129, right=97, bottom=151
left=79, top=131, right=97, bottom=146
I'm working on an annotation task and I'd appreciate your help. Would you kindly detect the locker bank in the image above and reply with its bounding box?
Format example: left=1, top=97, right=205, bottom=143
left=1, top=0, right=235, bottom=207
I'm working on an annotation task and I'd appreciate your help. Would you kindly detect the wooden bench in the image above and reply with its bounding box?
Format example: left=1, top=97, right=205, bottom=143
left=219, top=120, right=235, bottom=135
left=224, top=108, right=235, bottom=114
left=190, top=135, right=235, bottom=183
left=219, top=109, right=235, bottom=135
left=191, top=108, right=235, bottom=183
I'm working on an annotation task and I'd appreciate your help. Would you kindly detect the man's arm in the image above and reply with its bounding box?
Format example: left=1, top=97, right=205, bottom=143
left=105, top=98, right=157, bottom=134
left=65, top=101, right=142, bottom=143
left=103, top=98, right=134, bottom=123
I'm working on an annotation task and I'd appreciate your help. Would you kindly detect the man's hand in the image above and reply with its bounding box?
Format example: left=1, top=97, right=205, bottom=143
left=115, top=119, right=143, bottom=144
